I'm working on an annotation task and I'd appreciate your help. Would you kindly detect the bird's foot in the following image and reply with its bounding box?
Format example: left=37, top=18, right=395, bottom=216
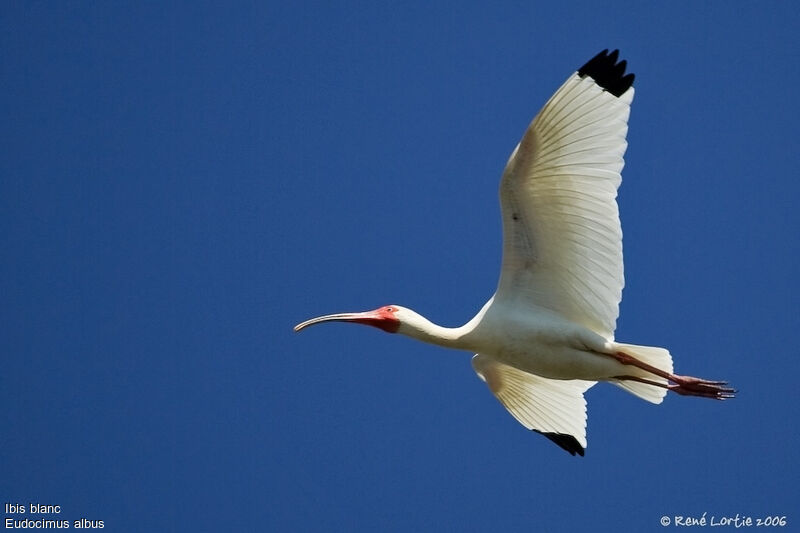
left=668, top=375, right=736, bottom=400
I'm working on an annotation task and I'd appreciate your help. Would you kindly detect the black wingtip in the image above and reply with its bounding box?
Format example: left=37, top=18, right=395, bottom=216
left=534, top=430, right=585, bottom=457
left=577, top=49, right=635, bottom=97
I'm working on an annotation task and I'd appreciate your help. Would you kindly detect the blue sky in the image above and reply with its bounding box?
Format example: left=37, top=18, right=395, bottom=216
left=2, top=2, right=798, bottom=531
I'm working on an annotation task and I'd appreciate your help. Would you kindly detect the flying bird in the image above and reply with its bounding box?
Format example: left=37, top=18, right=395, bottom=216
left=295, top=50, right=735, bottom=456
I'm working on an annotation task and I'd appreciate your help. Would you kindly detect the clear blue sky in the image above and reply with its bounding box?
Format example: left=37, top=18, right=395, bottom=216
left=2, top=2, right=798, bottom=532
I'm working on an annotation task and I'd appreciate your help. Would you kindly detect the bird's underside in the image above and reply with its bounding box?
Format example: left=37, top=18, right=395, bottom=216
left=472, top=346, right=734, bottom=456
left=295, top=49, right=735, bottom=457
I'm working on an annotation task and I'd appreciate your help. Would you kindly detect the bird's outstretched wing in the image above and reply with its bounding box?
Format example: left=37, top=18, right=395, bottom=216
left=472, top=354, right=594, bottom=455
left=496, top=50, right=634, bottom=340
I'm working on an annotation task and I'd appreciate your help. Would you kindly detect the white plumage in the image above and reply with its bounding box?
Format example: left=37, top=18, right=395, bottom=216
left=497, top=73, right=632, bottom=339
left=295, top=50, right=734, bottom=456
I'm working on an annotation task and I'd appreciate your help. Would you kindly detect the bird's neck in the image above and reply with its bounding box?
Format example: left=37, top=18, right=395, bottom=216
left=399, top=318, right=471, bottom=349
left=398, top=301, right=491, bottom=351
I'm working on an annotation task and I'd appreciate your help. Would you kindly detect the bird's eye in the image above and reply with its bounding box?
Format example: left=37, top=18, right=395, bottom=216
left=386, top=307, right=394, bottom=312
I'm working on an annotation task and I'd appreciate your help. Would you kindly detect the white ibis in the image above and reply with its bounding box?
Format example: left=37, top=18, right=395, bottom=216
left=295, top=50, right=735, bottom=456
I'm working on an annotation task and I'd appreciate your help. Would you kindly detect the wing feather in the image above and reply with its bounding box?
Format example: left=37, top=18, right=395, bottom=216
left=496, top=51, right=634, bottom=339
left=472, top=354, right=594, bottom=455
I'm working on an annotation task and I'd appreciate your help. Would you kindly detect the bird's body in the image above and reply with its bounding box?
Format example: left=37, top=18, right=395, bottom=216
left=401, top=299, right=615, bottom=380
left=295, top=50, right=734, bottom=456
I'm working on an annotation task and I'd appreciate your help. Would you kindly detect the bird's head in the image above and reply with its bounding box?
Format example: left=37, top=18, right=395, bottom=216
left=294, top=305, right=407, bottom=334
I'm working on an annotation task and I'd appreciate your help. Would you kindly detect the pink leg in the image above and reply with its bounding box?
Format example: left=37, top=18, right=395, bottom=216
left=612, top=353, right=736, bottom=400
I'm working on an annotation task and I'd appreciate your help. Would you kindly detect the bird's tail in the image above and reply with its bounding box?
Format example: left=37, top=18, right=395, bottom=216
left=610, top=343, right=674, bottom=404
